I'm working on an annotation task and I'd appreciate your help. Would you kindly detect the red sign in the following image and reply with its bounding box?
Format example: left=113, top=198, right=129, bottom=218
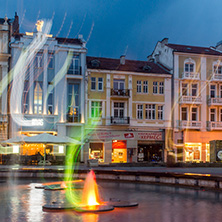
left=112, top=140, right=127, bottom=149
left=138, top=132, right=162, bottom=140
left=124, top=133, right=134, bottom=139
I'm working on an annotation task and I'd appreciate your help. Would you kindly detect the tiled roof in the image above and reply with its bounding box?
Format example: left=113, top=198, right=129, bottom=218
left=56, top=37, right=83, bottom=45
left=167, top=43, right=222, bottom=56
left=87, top=56, right=171, bottom=74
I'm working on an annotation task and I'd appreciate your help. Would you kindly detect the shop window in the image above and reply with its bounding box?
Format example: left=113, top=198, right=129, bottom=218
left=89, top=143, right=104, bottom=162
left=112, top=140, right=127, bottom=163
left=184, top=143, right=202, bottom=162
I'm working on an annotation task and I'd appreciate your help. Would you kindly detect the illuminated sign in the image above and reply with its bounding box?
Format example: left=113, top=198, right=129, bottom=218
left=138, top=132, right=162, bottom=140
left=31, top=119, right=44, bottom=126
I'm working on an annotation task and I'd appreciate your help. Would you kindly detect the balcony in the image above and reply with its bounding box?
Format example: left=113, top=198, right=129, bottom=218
left=182, top=72, right=200, bottom=80
left=208, top=97, right=222, bottom=106
left=180, top=121, right=201, bottom=129
left=110, top=117, right=130, bottom=125
left=66, top=114, right=81, bottom=123
left=67, top=66, right=82, bottom=75
left=110, top=89, right=130, bottom=97
left=210, top=73, right=222, bottom=81
left=0, top=114, right=8, bottom=123
left=207, top=121, right=222, bottom=130
left=179, top=95, right=202, bottom=104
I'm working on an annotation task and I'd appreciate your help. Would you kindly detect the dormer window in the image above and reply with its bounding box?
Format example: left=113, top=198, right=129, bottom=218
left=91, top=60, right=100, bottom=68
left=184, top=58, right=195, bottom=73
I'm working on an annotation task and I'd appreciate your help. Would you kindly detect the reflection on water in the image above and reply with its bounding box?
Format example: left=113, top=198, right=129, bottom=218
left=1, top=179, right=222, bottom=222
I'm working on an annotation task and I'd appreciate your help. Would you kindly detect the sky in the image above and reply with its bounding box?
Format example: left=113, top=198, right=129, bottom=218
left=1, top=0, right=222, bottom=60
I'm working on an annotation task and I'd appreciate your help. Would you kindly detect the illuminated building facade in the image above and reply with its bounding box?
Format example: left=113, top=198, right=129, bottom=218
left=9, top=23, right=87, bottom=161
left=151, top=38, right=222, bottom=162
left=85, top=56, right=172, bottom=163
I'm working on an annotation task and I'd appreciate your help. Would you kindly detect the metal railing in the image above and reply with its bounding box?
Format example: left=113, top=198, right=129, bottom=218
left=180, top=121, right=201, bottom=129
left=111, top=89, right=130, bottom=97
left=207, top=121, right=222, bottom=130
left=180, top=95, right=202, bottom=103
left=208, top=97, right=222, bottom=105
left=110, top=116, right=130, bottom=124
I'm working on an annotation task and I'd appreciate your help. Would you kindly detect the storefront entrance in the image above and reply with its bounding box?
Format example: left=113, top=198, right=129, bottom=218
left=112, top=140, right=127, bottom=163
left=89, top=142, right=104, bottom=162
left=138, top=143, right=163, bottom=162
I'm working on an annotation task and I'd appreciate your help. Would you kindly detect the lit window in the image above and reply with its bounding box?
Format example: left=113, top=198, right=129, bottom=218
left=34, top=81, right=43, bottom=114
left=91, top=77, right=96, bottom=90
left=91, top=101, right=102, bottom=118
left=137, top=104, right=143, bottom=119
left=153, top=82, right=158, bottom=94
left=137, top=81, right=142, bottom=93
left=145, top=104, right=155, bottom=120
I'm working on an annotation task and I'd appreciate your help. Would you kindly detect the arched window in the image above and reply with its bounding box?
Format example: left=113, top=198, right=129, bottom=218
left=184, top=58, right=195, bottom=73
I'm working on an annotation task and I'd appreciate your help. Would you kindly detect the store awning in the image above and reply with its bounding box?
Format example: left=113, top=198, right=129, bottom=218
left=1, top=135, right=28, bottom=144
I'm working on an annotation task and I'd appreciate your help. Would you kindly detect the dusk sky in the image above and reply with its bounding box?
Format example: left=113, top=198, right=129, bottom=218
left=1, top=0, right=222, bottom=60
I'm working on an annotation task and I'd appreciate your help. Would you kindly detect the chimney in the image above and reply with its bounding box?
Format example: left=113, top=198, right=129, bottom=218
left=120, top=55, right=125, bottom=65
left=216, top=40, right=222, bottom=51
left=12, top=12, right=19, bottom=34
left=161, top=38, right=168, bottom=45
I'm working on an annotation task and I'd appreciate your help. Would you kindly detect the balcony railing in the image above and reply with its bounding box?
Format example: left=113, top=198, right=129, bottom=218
left=182, top=72, right=200, bottom=80
left=208, top=97, right=222, bottom=106
left=66, top=114, right=81, bottom=123
left=180, top=95, right=202, bottom=104
left=207, top=121, right=222, bottom=130
left=0, top=115, right=8, bottom=123
left=111, top=116, right=130, bottom=125
left=180, top=121, right=201, bottom=129
left=67, top=66, right=82, bottom=75
left=211, top=73, right=222, bottom=81
left=110, top=89, right=130, bottom=97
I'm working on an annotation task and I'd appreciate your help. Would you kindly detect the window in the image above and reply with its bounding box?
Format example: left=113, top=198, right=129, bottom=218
left=153, top=82, right=158, bottom=94
left=181, top=107, right=187, bottom=121
left=67, top=84, right=80, bottom=122
left=143, top=81, right=148, bottom=93
left=68, top=55, right=80, bottom=74
left=220, top=109, right=222, bottom=122
left=98, top=78, right=103, bottom=91
left=182, top=83, right=188, bottom=96
left=47, top=82, right=54, bottom=115
left=210, top=85, right=216, bottom=98
left=114, top=102, right=124, bottom=118
left=159, top=82, right=164, bottom=94
left=210, top=108, right=216, bottom=122
left=137, top=81, right=142, bottom=93
left=191, top=107, right=198, bottom=121
left=191, top=84, right=197, bottom=96
left=114, top=79, right=125, bottom=90
left=214, top=65, right=222, bottom=74
left=91, top=77, right=96, bottom=90
left=158, top=106, right=163, bottom=120
left=145, top=104, right=155, bottom=120
left=91, top=101, right=102, bottom=118
left=220, top=85, right=222, bottom=98
left=185, top=63, right=194, bottom=72
left=35, top=53, right=43, bottom=68
left=23, top=81, right=29, bottom=114
left=34, top=82, right=43, bottom=114
left=48, top=53, right=54, bottom=69
left=137, top=105, right=143, bottom=119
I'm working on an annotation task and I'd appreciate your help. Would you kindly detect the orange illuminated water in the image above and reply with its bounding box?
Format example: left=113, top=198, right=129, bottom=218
left=80, top=170, right=101, bottom=207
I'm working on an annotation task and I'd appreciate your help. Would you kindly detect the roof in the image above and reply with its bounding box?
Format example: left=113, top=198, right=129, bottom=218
left=0, top=18, right=13, bottom=25
left=87, top=56, right=171, bottom=74
left=167, top=43, right=222, bottom=56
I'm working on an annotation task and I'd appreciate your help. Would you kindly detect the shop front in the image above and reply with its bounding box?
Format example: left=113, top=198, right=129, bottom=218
left=87, top=130, right=164, bottom=164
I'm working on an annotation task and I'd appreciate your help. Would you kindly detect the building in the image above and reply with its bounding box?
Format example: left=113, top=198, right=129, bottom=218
left=84, top=56, right=172, bottom=164
left=9, top=19, right=87, bottom=163
left=151, top=38, right=222, bottom=162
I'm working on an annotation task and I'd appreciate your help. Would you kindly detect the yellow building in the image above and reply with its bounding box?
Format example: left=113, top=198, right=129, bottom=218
left=152, top=38, right=222, bottom=162
left=85, top=56, right=172, bottom=164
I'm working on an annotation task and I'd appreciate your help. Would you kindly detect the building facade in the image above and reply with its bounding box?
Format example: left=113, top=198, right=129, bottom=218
left=84, top=56, right=172, bottom=164
left=151, top=38, right=222, bottom=162
left=9, top=20, right=87, bottom=162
